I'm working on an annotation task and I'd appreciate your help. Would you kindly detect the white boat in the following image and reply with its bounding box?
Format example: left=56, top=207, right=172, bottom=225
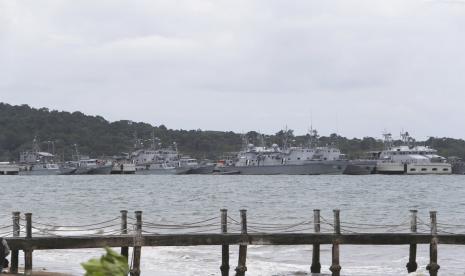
left=375, top=132, right=451, bottom=175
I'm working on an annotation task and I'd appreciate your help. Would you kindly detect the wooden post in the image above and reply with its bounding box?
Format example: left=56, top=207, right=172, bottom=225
left=406, top=210, right=418, bottom=273
left=311, top=209, right=321, bottom=273
left=329, top=209, right=341, bottom=276
left=220, top=209, right=230, bottom=276
left=426, top=211, right=440, bottom=276
left=10, top=211, right=20, bottom=274
left=235, top=209, right=247, bottom=276
left=24, top=213, right=33, bottom=276
left=131, top=211, right=142, bottom=276
left=120, top=210, right=129, bottom=259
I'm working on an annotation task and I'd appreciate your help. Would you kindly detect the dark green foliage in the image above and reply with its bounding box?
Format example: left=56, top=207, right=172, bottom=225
left=0, top=102, right=464, bottom=161
left=0, top=103, right=243, bottom=161
left=81, top=247, right=129, bottom=276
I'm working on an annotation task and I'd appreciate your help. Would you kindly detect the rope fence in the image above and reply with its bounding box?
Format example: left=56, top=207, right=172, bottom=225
left=5, top=210, right=465, bottom=237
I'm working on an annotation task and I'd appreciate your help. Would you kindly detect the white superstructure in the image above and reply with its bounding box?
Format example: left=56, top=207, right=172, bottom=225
left=376, top=132, right=451, bottom=175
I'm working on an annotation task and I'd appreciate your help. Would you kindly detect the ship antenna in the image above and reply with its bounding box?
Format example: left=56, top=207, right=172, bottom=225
left=32, top=136, right=40, bottom=153
left=73, top=144, right=80, bottom=161
left=283, top=125, right=289, bottom=151
left=382, top=131, right=392, bottom=150
left=152, top=128, right=156, bottom=149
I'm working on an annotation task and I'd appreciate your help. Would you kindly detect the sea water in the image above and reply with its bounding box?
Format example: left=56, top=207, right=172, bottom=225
left=0, top=175, right=464, bottom=275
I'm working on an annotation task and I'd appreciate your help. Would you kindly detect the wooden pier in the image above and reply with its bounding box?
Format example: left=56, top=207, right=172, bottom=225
left=2, top=209, right=462, bottom=275
left=0, top=163, right=19, bottom=175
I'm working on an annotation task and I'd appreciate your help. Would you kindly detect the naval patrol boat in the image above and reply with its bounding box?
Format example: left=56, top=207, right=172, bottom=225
left=18, top=138, right=61, bottom=175
left=132, top=139, right=199, bottom=175
left=221, top=130, right=348, bottom=175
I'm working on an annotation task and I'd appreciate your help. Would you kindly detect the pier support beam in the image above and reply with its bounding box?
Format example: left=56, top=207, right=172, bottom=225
left=120, top=210, right=129, bottom=260
left=426, top=211, right=440, bottom=276
left=10, top=211, right=20, bottom=274
left=220, top=209, right=230, bottom=276
left=406, top=210, right=418, bottom=273
left=235, top=210, right=248, bottom=276
left=131, top=211, right=143, bottom=276
left=311, top=209, right=321, bottom=274
left=329, top=209, right=341, bottom=276
left=24, top=213, right=33, bottom=276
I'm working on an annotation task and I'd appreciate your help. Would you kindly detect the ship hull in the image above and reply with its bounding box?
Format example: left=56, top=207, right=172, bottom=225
left=19, top=166, right=61, bottom=176
left=221, top=160, right=347, bottom=175
left=452, top=162, right=465, bottom=175
left=186, top=165, right=216, bottom=174
left=135, top=168, right=177, bottom=175
left=75, top=165, right=113, bottom=175
left=111, top=163, right=136, bottom=174
left=376, top=163, right=452, bottom=175
left=344, top=160, right=377, bottom=175
left=135, top=167, right=192, bottom=175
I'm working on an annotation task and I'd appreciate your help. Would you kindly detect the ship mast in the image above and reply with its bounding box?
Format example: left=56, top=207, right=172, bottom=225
left=382, top=131, right=393, bottom=150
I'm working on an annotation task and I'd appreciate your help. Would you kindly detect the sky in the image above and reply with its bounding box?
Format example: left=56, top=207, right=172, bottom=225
left=1, top=0, right=465, bottom=140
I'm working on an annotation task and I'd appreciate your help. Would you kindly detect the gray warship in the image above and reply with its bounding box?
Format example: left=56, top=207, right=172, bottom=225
left=221, top=130, right=348, bottom=175
left=131, top=136, right=200, bottom=175
left=60, top=145, right=113, bottom=175
left=18, top=138, right=62, bottom=175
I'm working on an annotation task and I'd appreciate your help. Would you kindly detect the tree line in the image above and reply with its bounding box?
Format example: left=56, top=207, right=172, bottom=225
left=1, top=102, right=464, bottom=161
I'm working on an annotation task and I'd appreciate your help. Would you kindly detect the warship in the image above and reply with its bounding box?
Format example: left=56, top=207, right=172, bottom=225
left=221, top=129, right=348, bottom=175
left=18, top=138, right=62, bottom=175
left=131, top=135, right=200, bottom=174
left=60, top=145, right=112, bottom=175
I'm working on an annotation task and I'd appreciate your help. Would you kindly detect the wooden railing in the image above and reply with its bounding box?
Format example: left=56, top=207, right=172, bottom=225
left=2, top=209, right=458, bottom=276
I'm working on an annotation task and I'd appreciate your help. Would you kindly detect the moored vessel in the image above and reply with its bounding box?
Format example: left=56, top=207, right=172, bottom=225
left=220, top=130, right=348, bottom=175
left=18, top=138, right=61, bottom=175
left=343, top=160, right=377, bottom=175
left=375, top=132, right=451, bottom=175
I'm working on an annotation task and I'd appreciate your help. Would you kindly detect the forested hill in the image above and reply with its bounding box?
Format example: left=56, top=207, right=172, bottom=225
left=1, top=102, right=465, bottom=161
left=0, top=103, right=242, bottom=161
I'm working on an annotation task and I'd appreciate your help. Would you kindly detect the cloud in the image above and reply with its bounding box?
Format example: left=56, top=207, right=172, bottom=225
left=1, top=0, right=465, bottom=139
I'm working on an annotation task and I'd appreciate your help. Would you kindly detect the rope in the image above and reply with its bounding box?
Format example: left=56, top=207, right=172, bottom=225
left=0, top=225, right=13, bottom=230
left=31, top=217, right=120, bottom=228
left=248, top=220, right=312, bottom=230
left=142, top=221, right=219, bottom=230
left=0, top=230, right=13, bottom=237
left=130, top=216, right=219, bottom=227
left=227, top=216, right=241, bottom=225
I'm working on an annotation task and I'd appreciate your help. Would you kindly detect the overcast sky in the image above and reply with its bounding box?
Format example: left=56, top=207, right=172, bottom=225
left=1, top=1, right=465, bottom=139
